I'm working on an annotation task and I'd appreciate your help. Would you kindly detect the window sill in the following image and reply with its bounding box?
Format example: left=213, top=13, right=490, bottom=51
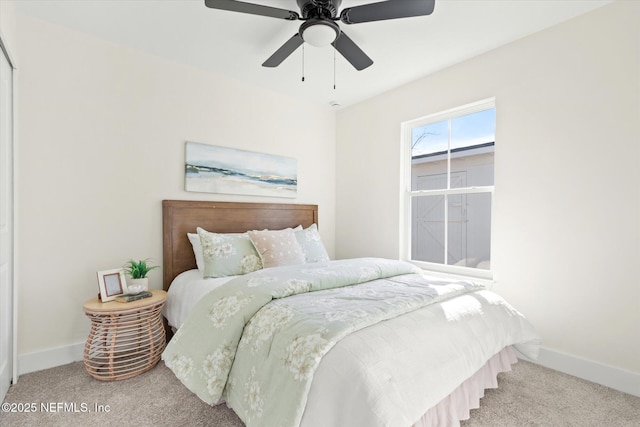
left=408, top=260, right=495, bottom=287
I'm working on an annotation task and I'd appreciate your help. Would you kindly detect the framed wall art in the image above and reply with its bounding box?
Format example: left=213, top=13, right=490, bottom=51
left=185, top=141, right=297, bottom=198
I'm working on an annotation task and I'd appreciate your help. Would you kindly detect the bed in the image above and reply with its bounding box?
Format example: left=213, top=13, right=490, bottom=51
left=161, top=199, right=539, bottom=427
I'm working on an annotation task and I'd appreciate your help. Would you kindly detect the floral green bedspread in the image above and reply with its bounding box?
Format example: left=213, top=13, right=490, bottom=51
left=162, top=258, right=483, bottom=427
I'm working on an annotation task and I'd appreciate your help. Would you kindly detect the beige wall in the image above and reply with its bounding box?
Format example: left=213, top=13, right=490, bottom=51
left=0, top=1, right=17, bottom=53
left=336, top=1, right=640, bottom=375
left=14, top=14, right=336, bottom=356
left=9, top=0, right=640, bottom=386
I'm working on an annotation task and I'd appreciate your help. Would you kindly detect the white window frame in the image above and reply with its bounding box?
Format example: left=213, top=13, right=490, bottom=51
left=400, top=98, right=495, bottom=280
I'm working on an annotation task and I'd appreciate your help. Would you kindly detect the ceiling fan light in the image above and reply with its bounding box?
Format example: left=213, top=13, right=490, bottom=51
left=301, top=21, right=339, bottom=47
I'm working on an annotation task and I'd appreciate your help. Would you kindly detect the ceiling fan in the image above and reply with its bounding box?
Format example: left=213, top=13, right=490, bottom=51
left=204, top=0, right=436, bottom=71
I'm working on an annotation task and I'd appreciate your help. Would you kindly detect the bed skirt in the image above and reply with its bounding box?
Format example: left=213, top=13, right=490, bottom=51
left=413, top=346, right=518, bottom=427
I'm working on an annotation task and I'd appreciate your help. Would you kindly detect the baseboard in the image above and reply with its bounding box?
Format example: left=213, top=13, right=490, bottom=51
left=17, top=342, right=85, bottom=377
left=518, top=346, right=640, bottom=397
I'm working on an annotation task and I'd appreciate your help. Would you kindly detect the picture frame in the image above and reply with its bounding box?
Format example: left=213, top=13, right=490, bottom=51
left=185, top=141, right=297, bottom=198
left=97, top=268, right=126, bottom=302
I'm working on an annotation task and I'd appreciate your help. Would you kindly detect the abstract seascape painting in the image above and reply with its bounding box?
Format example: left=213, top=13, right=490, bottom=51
left=185, top=141, right=297, bottom=198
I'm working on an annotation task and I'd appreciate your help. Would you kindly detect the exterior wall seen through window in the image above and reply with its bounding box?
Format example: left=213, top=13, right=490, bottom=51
left=402, top=99, right=495, bottom=278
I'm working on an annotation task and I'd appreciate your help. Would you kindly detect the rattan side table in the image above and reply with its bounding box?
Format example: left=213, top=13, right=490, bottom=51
left=83, top=289, right=167, bottom=381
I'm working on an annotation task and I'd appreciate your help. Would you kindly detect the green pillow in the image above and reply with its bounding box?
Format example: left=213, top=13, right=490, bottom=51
left=295, top=224, right=330, bottom=263
left=197, top=227, right=263, bottom=278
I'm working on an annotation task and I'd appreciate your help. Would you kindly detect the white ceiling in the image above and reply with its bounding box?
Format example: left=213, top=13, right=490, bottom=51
left=14, top=0, right=612, bottom=109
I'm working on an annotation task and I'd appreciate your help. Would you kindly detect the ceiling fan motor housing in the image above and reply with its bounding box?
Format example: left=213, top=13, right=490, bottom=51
left=297, top=0, right=341, bottom=19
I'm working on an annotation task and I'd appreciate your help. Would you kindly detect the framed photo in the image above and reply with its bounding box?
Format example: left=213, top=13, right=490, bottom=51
left=97, top=269, right=126, bottom=302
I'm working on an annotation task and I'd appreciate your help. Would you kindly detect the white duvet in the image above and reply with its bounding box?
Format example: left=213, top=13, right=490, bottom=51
left=164, top=269, right=539, bottom=427
left=302, top=288, right=539, bottom=426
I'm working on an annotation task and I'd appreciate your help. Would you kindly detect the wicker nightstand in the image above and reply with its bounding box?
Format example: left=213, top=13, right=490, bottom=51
left=83, top=289, right=167, bottom=381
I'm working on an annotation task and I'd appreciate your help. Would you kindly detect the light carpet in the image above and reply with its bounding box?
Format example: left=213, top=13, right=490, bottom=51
left=1, top=359, right=638, bottom=426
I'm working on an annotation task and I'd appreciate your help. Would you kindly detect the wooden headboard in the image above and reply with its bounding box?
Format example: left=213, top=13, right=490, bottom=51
left=162, top=200, right=319, bottom=290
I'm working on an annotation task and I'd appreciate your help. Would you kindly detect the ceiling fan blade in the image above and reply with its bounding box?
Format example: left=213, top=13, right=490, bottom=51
left=332, top=32, right=373, bottom=71
left=340, top=0, right=435, bottom=24
left=262, top=34, right=304, bottom=67
left=204, top=0, right=299, bottom=20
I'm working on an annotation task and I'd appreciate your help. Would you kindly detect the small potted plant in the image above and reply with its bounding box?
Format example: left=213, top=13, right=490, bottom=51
left=123, top=258, right=158, bottom=293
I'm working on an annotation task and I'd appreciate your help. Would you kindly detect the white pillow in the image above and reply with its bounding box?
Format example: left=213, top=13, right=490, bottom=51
left=187, top=233, right=204, bottom=272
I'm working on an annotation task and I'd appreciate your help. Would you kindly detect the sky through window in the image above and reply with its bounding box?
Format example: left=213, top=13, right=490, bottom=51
left=411, top=109, right=495, bottom=157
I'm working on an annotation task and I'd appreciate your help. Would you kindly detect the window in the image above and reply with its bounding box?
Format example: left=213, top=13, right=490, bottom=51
left=401, top=99, right=495, bottom=278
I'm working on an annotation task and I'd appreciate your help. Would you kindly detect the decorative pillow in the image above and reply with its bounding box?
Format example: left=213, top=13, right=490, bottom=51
left=197, top=227, right=263, bottom=278
left=295, top=224, right=330, bottom=263
left=247, top=228, right=306, bottom=268
left=187, top=233, right=204, bottom=272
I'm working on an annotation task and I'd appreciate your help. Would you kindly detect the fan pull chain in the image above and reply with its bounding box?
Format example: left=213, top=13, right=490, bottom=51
left=333, top=47, right=336, bottom=90
left=301, top=43, right=305, bottom=82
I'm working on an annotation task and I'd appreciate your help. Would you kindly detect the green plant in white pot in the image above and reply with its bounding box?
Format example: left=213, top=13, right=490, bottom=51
left=123, top=259, right=158, bottom=294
